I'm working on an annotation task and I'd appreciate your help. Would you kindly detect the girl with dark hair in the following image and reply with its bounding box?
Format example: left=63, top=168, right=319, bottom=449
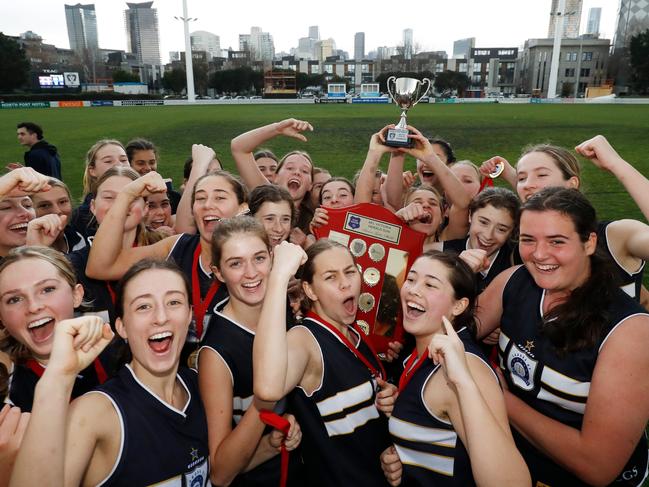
left=380, top=250, right=530, bottom=486
left=10, top=259, right=212, bottom=486
left=253, top=239, right=396, bottom=486
left=197, top=217, right=301, bottom=486
left=249, top=185, right=295, bottom=248
left=86, top=170, right=247, bottom=343
left=254, top=149, right=279, bottom=183
left=125, top=137, right=158, bottom=176
left=476, top=187, right=649, bottom=486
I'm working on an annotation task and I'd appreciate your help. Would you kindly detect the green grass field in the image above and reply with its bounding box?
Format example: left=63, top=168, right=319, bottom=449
left=1, top=103, right=648, bottom=224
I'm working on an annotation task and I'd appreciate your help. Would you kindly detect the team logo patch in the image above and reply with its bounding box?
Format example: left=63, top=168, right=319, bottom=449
left=507, top=344, right=538, bottom=391
left=184, top=458, right=208, bottom=487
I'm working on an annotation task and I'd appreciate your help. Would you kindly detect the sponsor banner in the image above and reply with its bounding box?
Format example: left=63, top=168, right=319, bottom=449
left=435, top=97, right=456, bottom=103
left=63, top=72, right=80, bottom=87
left=0, top=101, right=50, bottom=109
left=91, top=100, right=114, bottom=107
left=119, top=99, right=164, bottom=106
left=58, top=100, right=84, bottom=108
left=351, top=98, right=390, bottom=104
left=318, top=97, right=348, bottom=104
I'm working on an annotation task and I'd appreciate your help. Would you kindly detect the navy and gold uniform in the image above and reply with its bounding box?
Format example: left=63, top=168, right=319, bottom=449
left=498, top=266, right=648, bottom=486
left=597, top=221, right=645, bottom=302
left=389, top=327, right=494, bottom=486
left=288, top=314, right=390, bottom=487
left=167, top=234, right=228, bottom=345
left=92, top=365, right=210, bottom=486
left=199, top=302, right=297, bottom=486
left=443, top=238, right=515, bottom=293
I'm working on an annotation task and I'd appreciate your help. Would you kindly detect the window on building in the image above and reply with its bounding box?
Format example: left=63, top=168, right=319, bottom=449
left=565, top=52, right=577, bottom=61
left=565, top=68, right=575, bottom=77
left=311, top=65, right=319, bottom=74
left=582, top=51, right=593, bottom=61
left=348, top=64, right=355, bottom=72
left=473, top=62, right=482, bottom=73
left=580, top=68, right=590, bottom=77
left=362, top=64, right=369, bottom=72
left=471, top=74, right=482, bottom=84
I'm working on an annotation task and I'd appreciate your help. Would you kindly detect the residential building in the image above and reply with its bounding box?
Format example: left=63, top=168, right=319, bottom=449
left=296, top=37, right=315, bottom=59
left=124, top=1, right=161, bottom=65
left=586, top=7, right=602, bottom=36
left=191, top=30, right=220, bottom=59
left=548, top=0, right=583, bottom=38
left=453, top=37, right=475, bottom=59
left=376, top=46, right=397, bottom=60
left=519, top=37, right=610, bottom=96
left=354, top=32, right=365, bottom=60
left=64, top=3, right=98, bottom=57
left=468, top=47, right=518, bottom=94
left=315, top=38, right=335, bottom=61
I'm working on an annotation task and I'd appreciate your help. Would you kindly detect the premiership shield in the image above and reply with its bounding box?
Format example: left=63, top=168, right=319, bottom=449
left=314, top=203, right=426, bottom=353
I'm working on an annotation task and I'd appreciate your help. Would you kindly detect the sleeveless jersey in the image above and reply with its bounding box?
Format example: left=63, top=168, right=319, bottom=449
left=93, top=365, right=210, bottom=487
left=389, top=327, right=493, bottom=486
left=199, top=303, right=292, bottom=486
left=597, top=221, right=645, bottom=302
left=67, top=246, right=116, bottom=325
left=443, top=237, right=514, bottom=293
left=167, top=233, right=228, bottom=345
left=498, top=266, right=649, bottom=486
left=288, top=314, right=390, bottom=487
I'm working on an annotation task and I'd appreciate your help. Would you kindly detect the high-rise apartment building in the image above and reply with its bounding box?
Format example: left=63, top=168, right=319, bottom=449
left=243, top=26, right=274, bottom=61
left=191, top=31, right=220, bottom=59
left=124, top=1, right=161, bottom=65
left=65, top=3, right=98, bottom=56
left=309, top=26, right=320, bottom=40
left=403, top=28, right=413, bottom=59
left=453, top=37, right=475, bottom=59
left=548, top=0, right=583, bottom=38
left=586, top=7, right=602, bottom=36
left=613, top=0, right=649, bottom=52
left=354, top=32, right=365, bottom=60
left=315, top=39, right=335, bottom=61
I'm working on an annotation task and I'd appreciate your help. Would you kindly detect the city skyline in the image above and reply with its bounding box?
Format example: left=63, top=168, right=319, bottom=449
left=2, top=0, right=621, bottom=62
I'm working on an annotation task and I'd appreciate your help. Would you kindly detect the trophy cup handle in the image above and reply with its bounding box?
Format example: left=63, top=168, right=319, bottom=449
left=413, top=78, right=432, bottom=106
left=386, top=76, right=397, bottom=103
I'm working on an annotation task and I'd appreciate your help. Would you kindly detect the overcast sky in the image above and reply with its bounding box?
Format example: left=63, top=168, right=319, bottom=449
left=1, top=0, right=620, bottom=62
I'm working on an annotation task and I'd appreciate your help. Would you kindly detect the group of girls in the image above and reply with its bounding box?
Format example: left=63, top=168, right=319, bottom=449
left=0, top=118, right=648, bottom=487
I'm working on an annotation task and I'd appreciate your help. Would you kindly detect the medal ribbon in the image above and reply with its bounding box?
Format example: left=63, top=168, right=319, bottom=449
left=398, top=349, right=428, bottom=392
left=259, top=410, right=290, bottom=487
left=192, top=243, right=220, bottom=340
left=26, top=357, right=108, bottom=384
left=478, top=177, right=494, bottom=193
left=306, top=311, right=386, bottom=380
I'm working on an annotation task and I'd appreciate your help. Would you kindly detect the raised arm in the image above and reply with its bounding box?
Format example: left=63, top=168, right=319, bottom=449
left=354, top=127, right=396, bottom=204
left=503, top=315, right=649, bottom=485
left=428, top=318, right=531, bottom=487
left=253, top=242, right=311, bottom=401
left=174, top=144, right=218, bottom=234
left=384, top=151, right=409, bottom=210
left=480, top=156, right=517, bottom=190
left=86, top=171, right=177, bottom=281
left=10, top=317, right=113, bottom=487
left=0, top=167, right=51, bottom=199
left=576, top=135, right=649, bottom=220
left=231, top=119, right=313, bottom=191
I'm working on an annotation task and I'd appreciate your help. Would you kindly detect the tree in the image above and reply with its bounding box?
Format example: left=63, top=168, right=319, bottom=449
left=0, top=33, right=30, bottom=91
left=192, top=62, right=208, bottom=96
left=162, top=68, right=186, bottom=94
left=112, top=69, right=140, bottom=83
left=375, top=71, right=435, bottom=94
left=433, top=71, right=470, bottom=97
left=630, top=29, right=649, bottom=94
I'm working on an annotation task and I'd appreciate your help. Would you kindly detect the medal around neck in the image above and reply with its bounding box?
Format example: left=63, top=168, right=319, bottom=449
left=384, top=76, right=431, bottom=148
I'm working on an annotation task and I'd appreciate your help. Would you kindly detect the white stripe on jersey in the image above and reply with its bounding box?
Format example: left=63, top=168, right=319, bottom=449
left=324, top=403, right=379, bottom=437
left=498, top=331, right=510, bottom=353
left=394, top=444, right=454, bottom=477
left=233, top=394, right=254, bottom=424
left=537, top=387, right=586, bottom=414
left=540, top=365, right=590, bottom=398
left=316, top=380, right=374, bottom=417
left=389, top=416, right=457, bottom=447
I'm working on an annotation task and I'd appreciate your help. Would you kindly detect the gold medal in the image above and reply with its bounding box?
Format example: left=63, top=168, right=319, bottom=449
left=356, top=320, right=370, bottom=335
left=368, top=243, right=386, bottom=262
left=349, top=238, right=367, bottom=258
left=358, top=292, right=375, bottom=313
left=363, top=267, right=381, bottom=287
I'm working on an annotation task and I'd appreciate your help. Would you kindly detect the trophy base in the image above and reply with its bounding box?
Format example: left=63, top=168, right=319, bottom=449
left=384, top=127, right=413, bottom=148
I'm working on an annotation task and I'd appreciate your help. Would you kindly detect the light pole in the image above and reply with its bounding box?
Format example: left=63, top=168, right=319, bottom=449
left=547, top=0, right=566, bottom=98
left=174, top=0, right=197, bottom=102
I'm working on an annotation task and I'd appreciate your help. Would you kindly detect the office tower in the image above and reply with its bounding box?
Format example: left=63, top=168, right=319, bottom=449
left=315, top=38, right=335, bottom=61
left=403, top=28, right=413, bottom=59
left=586, top=7, right=602, bottom=35
left=239, top=34, right=251, bottom=51
left=309, top=26, right=320, bottom=40
left=548, top=0, right=583, bottom=38
left=453, top=37, right=475, bottom=58
left=354, top=32, right=365, bottom=60
left=124, top=1, right=161, bottom=65
left=244, top=26, right=274, bottom=61
left=613, top=0, right=649, bottom=52
left=191, top=31, right=221, bottom=58
left=65, top=3, right=98, bottom=56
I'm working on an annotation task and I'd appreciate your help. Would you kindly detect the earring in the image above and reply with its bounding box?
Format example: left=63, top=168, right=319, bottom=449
left=124, top=338, right=128, bottom=344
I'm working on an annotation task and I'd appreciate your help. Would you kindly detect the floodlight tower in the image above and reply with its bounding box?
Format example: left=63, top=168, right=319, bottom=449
left=174, top=0, right=197, bottom=102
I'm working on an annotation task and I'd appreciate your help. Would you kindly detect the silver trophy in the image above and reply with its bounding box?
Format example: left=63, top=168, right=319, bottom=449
left=385, top=76, right=432, bottom=147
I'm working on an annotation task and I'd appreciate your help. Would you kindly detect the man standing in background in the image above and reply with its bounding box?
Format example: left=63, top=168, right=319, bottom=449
left=16, top=122, right=62, bottom=180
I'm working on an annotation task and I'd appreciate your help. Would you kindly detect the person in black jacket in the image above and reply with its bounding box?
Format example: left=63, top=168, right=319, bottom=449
left=16, top=122, right=62, bottom=180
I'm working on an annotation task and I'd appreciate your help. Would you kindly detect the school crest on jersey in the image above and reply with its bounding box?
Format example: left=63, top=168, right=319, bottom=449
left=184, top=457, right=208, bottom=487
left=507, top=344, right=538, bottom=391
